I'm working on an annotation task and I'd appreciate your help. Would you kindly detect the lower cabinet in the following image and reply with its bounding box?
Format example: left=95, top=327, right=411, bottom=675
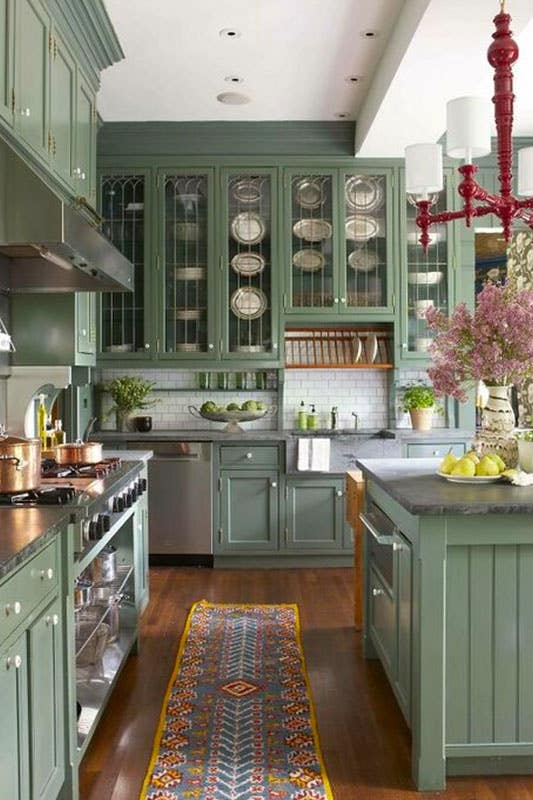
left=285, top=476, right=348, bottom=552
left=404, top=440, right=468, bottom=458
left=219, top=469, right=279, bottom=552
left=0, top=586, right=64, bottom=800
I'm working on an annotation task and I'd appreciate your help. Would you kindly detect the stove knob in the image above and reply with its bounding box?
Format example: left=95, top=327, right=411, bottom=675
left=124, top=490, right=132, bottom=508
left=114, top=495, right=125, bottom=513
left=131, top=484, right=138, bottom=502
left=95, top=515, right=106, bottom=538
left=100, top=513, right=111, bottom=532
left=89, top=520, right=99, bottom=540
left=136, top=479, right=143, bottom=497
left=141, top=478, right=147, bottom=492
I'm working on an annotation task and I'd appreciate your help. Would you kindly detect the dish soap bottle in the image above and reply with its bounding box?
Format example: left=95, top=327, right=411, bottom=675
left=307, top=404, right=319, bottom=430
left=37, top=394, right=47, bottom=448
left=297, top=401, right=308, bottom=431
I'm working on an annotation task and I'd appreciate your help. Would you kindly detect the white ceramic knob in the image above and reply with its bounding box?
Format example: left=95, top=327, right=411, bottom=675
left=40, top=568, right=54, bottom=580
left=5, top=601, right=21, bottom=616
left=334, top=297, right=339, bottom=304
left=208, top=343, right=214, bottom=350
left=372, top=588, right=384, bottom=597
left=7, top=655, right=22, bottom=669
left=46, top=614, right=59, bottom=626
left=271, top=481, right=277, bottom=488
left=393, top=542, right=403, bottom=552
left=246, top=453, right=253, bottom=460
left=336, top=490, right=343, bottom=497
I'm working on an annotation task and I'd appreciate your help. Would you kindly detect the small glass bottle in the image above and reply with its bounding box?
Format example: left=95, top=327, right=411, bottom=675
left=297, top=401, right=307, bottom=431
left=45, top=416, right=57, bottom=449
left=54, top=419, right=65, bottom=445
left=37, top=393, right=47, bottom=448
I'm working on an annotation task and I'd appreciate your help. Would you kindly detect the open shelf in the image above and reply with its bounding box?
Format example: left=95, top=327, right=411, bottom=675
left=285, top=326, right=393, bottom=369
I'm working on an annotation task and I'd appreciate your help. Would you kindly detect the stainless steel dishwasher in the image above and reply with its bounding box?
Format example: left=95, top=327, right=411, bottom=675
left=127, top=441, right=213, bottom=566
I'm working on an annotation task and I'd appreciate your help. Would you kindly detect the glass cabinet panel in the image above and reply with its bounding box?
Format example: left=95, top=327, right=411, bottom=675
left=225, top=172, right=273, bottom=354
left=289, top=173, right=335, bottom=309
left=405, top=178, right=449, bottom=354
left=100, top=174, right=147, bottom=354
left=343, top=173, right=388, bottom=309
left=162, top=174, right=210, bottom=355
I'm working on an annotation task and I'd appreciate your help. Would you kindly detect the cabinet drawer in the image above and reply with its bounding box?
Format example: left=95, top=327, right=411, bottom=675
left=219, top=445, right=279, bottom=468
left=406, top=442, right=466, bottom=458
left=369, top=567, right=395, bottom=676
left=0, top=541, right=59, bottom=643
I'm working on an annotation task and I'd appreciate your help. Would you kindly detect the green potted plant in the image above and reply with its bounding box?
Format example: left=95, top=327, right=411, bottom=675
left=102, top=376, right=158, bottom=432
left=401, top=384, right=440, bottom=431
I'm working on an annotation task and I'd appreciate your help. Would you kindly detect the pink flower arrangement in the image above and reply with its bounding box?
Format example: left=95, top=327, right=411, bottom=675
left=425, top=282, right=533, bottom=402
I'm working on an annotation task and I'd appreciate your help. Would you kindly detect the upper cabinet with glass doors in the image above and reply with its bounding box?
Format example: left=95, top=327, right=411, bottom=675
left=285, top=167, right=394, bottom=317
left=159, top=170, right=215, bottom=358
left=221, top=169, right=278, bottom=360
left=399, top=170, right=453, bottom=362
left=99, top=172, right=151, bottom=358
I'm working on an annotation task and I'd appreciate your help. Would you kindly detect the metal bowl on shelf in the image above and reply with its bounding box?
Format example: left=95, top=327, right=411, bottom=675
left=189, top=405, right=275, bottom=433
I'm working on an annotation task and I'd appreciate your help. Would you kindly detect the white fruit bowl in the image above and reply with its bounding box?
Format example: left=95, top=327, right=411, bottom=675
left=188, top=405, right=274, bottom=433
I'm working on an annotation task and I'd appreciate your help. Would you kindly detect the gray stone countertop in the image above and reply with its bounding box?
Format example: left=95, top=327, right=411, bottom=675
left=0, top=507, right=71, bottom=581
left=104, top=449, right=153, bottom=462
left=95, top=427, right=472, bottom=442
left=356, top=457, right=533, bottom=515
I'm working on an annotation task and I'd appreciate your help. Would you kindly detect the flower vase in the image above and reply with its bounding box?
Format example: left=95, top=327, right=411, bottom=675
left=116, top=408, right=134, bottom=433
left=474, top=384, right=518, bottom=466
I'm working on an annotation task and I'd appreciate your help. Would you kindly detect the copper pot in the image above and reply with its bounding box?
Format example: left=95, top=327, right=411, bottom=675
left=55, top=440, right=103, bottom=465
left=0, top=434, right=41, bottom=493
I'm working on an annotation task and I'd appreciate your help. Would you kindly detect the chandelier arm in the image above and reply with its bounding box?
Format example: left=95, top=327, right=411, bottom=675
left=488, top=8, right=518, bottom=201
left=515, top=198, right=533, bottom=211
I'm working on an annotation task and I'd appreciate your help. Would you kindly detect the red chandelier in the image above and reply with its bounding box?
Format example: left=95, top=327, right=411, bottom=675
left=405, top=1, right=533, bottom=249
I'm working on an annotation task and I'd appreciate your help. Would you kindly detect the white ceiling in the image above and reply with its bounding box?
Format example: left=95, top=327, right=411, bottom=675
left=99, top=0, right=533, bottom=157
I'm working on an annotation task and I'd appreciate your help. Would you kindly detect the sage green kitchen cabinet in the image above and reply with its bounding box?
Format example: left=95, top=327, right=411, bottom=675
left=74, top=71, right=96, bottom=205
left=49, top=27, right=75, bottom=189
left=0, top=629, right=29, bottom=800
left=218, top=469, right=280, bottom=552
left=404, top=440, right=467, bottom=458
left=99, top=170, right=152, bottom=358
left=0, top=0, right=14, bottom=126
left=15, top=0, right=50, bottom=161
left=285, top=476, right=348, bottom=552
left=10, top=292, right=96, bottom=366
left=395, top=531, right=412, bottom=718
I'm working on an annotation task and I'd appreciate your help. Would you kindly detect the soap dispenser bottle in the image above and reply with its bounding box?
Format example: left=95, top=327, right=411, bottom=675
left=37, top=394, right=47, bottom=448
left=297, top=401, right=308, bottom=431
left=307, top=404, right=318, bottom=430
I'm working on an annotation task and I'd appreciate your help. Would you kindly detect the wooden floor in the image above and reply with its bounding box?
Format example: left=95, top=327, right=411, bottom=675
left=80, top=567, right=533, bottom=800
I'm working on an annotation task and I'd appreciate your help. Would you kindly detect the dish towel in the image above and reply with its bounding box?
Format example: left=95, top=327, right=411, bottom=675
left=310, top=438, right=330, bottom=472
left=297, top=438, right=310, bottom=471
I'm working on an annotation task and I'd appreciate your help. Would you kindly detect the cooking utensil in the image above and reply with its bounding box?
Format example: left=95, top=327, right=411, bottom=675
left=0, top=432, right=41, bottom=493
left=231, top=252, right=265, bottom=276
left=90, top=546, right=117, bottom=583
left=345, top=216, right=379, bottom=241
left=55, top=440, right=103, bottom=465
left=292, top=248, right=325, bottom=272
left=294, top=179, right=324, bottom=209
left=345, top=175, right=384, bottom=212
left=76, top=620, right=110, bottom=667
left=230, top=286, right=267, bottom=320
left=230, top=212, right=266, bottom=245
left=74, top=580, right=93, bottom=609
left=292, top=219, right=332, bottom=242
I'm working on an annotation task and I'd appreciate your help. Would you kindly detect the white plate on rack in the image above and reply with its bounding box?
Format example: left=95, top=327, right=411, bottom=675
left=352, top=336, right=363, bottom=363
left=232, top=179, right=262, bottom=204
left=437, top=471, right=502, bottom=484
left=348, top=248, right=379, bottom=272
left=345, top=176, right=384, bottom=213
left=292, top=248, right=325, bottom=272
left=230, top=286, right=268, bottom=320
left=174, top=267, right=206, bottom=281
left=231, top=252, right=266, bottom=276
left=365, top=333, right=379, bottom=363
left=230, top=212, right=266, bottom=245
left=294, top=179, right=324, bottom=209
left=292, top=218, right=332, bottom=242
left=345, top=215, right=379, bottom=241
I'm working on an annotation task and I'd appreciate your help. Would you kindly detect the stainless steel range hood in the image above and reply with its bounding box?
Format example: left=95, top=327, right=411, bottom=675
left=0, top=139, right=133, bottom=293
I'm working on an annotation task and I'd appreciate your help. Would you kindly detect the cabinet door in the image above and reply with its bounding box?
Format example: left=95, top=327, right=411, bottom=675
left=222, top=169, right=279, bottom=359
left=369, top=566, right=395, bottom=678
left=159, top=170, right=216, bottom=359
left=286, top=477, right=344, bottom=551
left=49, top=28, right=75, bottom=188
left=74, top=73, right=96, bottom=204
left=286, top=169, right=338, bottom=314
left=99, top=171, right=151, bottom=357
left=399, top=169, right=453, bottom=363
left=395, top=533, right=412, bottom=720
left=15, top=0, right=49, bottom=160
left=0, top=0, right=14, bottom=125
left=219, top=470, right=279, bottom=552
left=0, top=631, right=29, bottom=800
left=340, top=169, right=394, bottom=315
left=28, top=596, right=64, bottom=800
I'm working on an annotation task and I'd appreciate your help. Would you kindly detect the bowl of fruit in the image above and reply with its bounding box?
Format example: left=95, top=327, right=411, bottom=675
left=189, top=400, right=274, bottom=432
left=437, top=449, right=511, bottom=483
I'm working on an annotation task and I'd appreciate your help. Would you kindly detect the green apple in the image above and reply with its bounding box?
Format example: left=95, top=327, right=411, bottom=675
left=439, top=453, right=458, bottom=474
left=451, top=457, right=476, bottom=477
left=476, top=456, right=500, bottom=477
left=226, top=402, right=240, bottom=411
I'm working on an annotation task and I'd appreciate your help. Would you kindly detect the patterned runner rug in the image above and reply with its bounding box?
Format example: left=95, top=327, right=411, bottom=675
left=140, top=600, right=333, bottom=800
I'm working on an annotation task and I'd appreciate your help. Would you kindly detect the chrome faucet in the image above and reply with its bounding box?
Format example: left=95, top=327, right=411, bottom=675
left=351, top=412, right=358, bottom=430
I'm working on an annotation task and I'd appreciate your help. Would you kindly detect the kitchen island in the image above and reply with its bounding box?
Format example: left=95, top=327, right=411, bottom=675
left=357, top=458, right=533, bottom=791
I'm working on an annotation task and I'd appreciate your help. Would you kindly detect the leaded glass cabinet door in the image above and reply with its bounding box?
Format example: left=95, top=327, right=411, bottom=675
left=340, top=169, right=393, bottom=315
left=159, top=170, right=215, bottom=359
left=400, top=170, right=452, bottom=361
left=286, top=169, right=337, bottom=313
left=222, top=169, right=278, bottom=360
left=99, top=171, right=151, bottom=359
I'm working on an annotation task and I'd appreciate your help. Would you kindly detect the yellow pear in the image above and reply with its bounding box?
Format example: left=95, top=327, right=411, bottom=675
left=451, top=457, right=476, bottom=477
left=439, top=453, right=458, bottom=474
left=463, top=450, right=480, bottom=465
left=486, top=452, right=506, bottom=472
left=476, top=456, right=500, bottom=477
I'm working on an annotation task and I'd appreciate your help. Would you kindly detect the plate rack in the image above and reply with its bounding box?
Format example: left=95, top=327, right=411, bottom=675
left=285, top=326, right=393, bottom=369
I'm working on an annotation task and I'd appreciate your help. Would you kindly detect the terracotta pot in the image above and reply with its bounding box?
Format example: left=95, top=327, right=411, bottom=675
left=409, top=407, right=434, bottom=432
left=0, top=434, right=41, bottom=492
left=55, top=441, right=103, bottom=465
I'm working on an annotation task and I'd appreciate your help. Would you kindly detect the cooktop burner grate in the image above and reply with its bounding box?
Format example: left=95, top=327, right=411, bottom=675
left=40, top=457, right=122, bottom=480
left=0, top=485, right=79, bottom=505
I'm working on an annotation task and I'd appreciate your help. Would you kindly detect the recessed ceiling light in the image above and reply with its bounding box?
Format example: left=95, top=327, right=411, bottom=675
left=219, top=28, right=241, bottom=39
left=345, top=75, right=362, bottom=84
left=225, top=75, right=244, bottom=84
left=335, top=112, right=350, bottom=119
left=217, top=91, right=250, bottom=105
left=360, top=30, right=378, bottom=38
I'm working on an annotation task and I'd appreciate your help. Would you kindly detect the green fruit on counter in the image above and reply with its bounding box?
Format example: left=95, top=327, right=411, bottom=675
left=451, top=457, right=476, bottom=477
left=486, top=452, right=506, bottom=472
left=463, top=450, right=480, bottom=464
left=501, top=468, right=517, bottom=480
left=241, top=400, right=258, bottom=411
left=200, top=401, right=217, bottom=414
left=256, top=401, right=266, bottom=411
left=226, top=402, right=240, bottom=411
left=439, top=453, right=458, bottom=474
left=476, top=455, right=500, bottom=477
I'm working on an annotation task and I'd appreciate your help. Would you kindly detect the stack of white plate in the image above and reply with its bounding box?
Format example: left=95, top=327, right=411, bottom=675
left=174, top=267, right=206, bottom=281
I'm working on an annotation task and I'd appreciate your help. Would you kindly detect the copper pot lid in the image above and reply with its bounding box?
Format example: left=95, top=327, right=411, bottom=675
left=0, top=433, right=40, bottom=446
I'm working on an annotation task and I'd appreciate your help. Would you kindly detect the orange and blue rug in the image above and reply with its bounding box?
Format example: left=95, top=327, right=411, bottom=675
left=140, top=600, right=333, bottom=800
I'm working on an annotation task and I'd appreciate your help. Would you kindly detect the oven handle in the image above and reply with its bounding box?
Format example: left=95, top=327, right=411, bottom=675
left=359, top=512, right=396, bottom=546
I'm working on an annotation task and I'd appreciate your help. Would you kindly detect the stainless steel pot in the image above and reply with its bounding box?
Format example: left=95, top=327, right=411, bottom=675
left=74, top=580, right=93, bottom=609
left=55, top=440, right=103, bottom=465
left=90, top=546, right=117, bottom=582
left=0, top=433, right=41, bottom=493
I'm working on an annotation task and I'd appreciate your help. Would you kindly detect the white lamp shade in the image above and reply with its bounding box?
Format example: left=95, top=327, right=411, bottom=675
left=405, top=143, right=443, bottom=196
left=446, top=96, right=491, bottom=160
left=518, top=147, right=533, bottom=196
